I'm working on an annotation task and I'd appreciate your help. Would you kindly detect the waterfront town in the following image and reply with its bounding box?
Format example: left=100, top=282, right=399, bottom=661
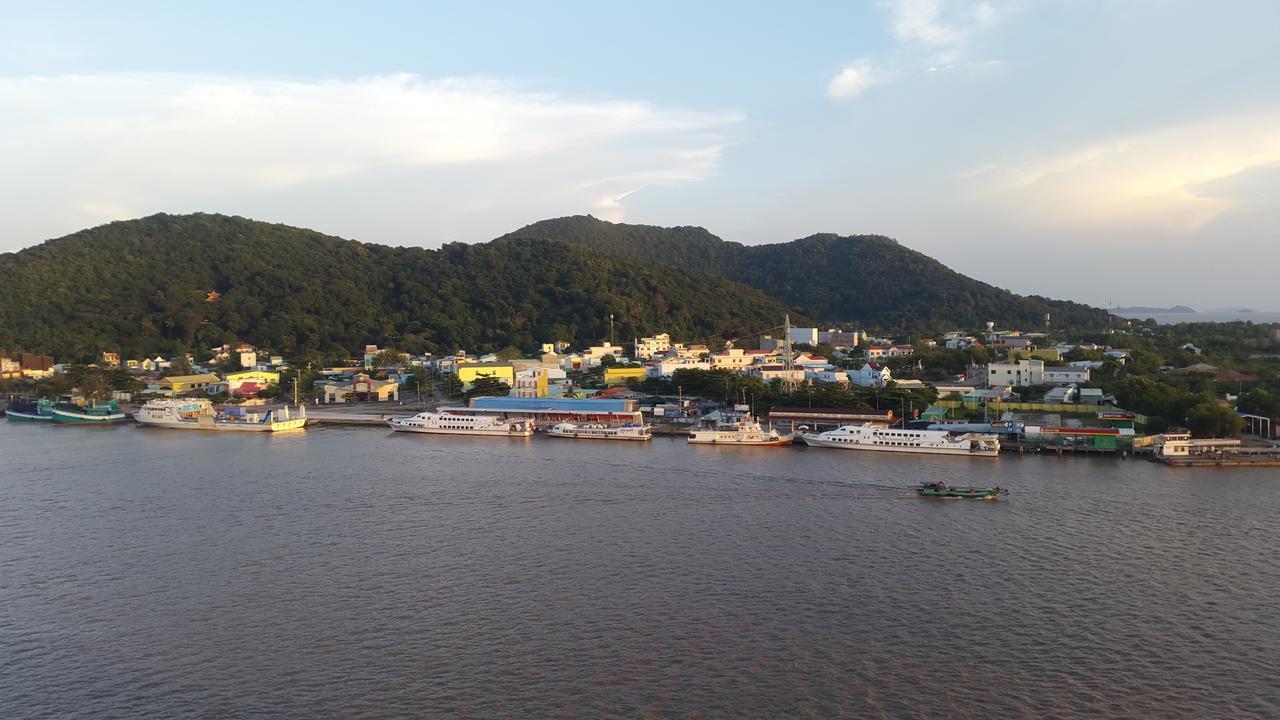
left=5, top=319, right=1279, bottom=466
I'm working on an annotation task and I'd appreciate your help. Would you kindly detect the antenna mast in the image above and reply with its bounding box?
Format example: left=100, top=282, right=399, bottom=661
left=782, top=314, right=799, bottom=394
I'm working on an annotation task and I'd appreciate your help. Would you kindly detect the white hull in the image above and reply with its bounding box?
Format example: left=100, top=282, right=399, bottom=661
left=387, top=422, right=533, bottom=437
left=688, top=433, right=794, bottom=446
left=135, top=416, right=306, bottom=432
left=800, top=433, right=997, bottom=456
left=546, top=425, right=651, bottom=441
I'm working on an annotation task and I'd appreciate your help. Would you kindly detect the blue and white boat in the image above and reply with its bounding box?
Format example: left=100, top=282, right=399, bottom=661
left=5, top=398, right=56, bottom=421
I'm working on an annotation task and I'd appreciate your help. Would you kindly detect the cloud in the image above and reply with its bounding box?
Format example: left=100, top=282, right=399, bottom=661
left=962, top=111, right=1280, bottom=234
left=885, top=0, right=1006, bottom=62
left=826, top=59, right=890, bottom=100
left=0, top=73, right=742, bottom=247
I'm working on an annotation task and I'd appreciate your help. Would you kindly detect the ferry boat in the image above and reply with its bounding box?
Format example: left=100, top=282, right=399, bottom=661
left=545, top=422, right=652, bottom=440
left=914, top=481, right=1008, bottom=500
left=799, top=424, right=1000, bottom=457
left=134, top=398, right=306, bottom=432
left=50, top=400, right=128, bottom=424
left=386, top=410, right=533, bottom=437
left=5, top=398, right=56, bottom=421
left=687, top=417, right=794, bottom=446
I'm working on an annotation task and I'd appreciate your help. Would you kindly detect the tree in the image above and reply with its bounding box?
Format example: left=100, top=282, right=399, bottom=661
left=1238, top=388, right=1280, bottom=419
left=370, top=348, right=407, bottom=370
left=1185, top=401, right=1244, bottom=438
left=465, top=375, right=510, bottom=399
left=495, top=345, right=523, bottom=361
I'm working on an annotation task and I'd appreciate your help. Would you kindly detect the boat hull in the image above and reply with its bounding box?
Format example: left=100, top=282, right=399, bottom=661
left=5, top=410, right=53, bottom=421
left=387, top=420, right=532, bottom=437
left=51, top=409, right=128, bottom=424
left=546, top=431, right=650, bottom=440
left=688, top=435, right=794, bottom=446
left=799, top=433, right=998, bottom=457
left=135, top=417, right=306, bottom=432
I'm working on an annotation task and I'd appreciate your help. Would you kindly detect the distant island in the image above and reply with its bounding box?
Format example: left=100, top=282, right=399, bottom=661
left=1113, top=305, right=1198, bottom=315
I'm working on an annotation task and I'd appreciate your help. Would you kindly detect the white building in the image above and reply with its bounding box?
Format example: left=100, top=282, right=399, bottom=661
left=853, top=363, right=892, bottom=387
left=1042, top=366, right=1091, bottom=385
left=751, top=365, right=807, bottom=384
left=986, top=359, right=1044, bottom=387
left=788, top=327, right=819, bottom=345
left=582, top=342, right=626, bottom=366
left=647, top=357, right=712, bottom=378
left=710, top=348, right=756, bottom=371
left=633, top=333, right=672, bottom=360
left=810, top=369, right=849, bottom=385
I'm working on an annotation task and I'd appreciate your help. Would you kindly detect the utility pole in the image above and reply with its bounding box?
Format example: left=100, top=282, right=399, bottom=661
left=609, top=313, right=615, bottom=346
left=782, top=313, right=799, bottom=395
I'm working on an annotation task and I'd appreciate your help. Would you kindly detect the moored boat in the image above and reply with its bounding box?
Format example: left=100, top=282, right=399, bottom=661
left=546, top=422, right=652, bottom=440
left=51, top=400, right=128, bottom=424
left=800, top=424, right=999, bottom=457
left=387, top=410, right=533, bottom=437
left=5, top=398, right=56, bottom=421
left=134, top=398, right=306, bottom=432
left=913, top=481, right=1008, bottom=500
left=688, top=417, right=794, bottom=446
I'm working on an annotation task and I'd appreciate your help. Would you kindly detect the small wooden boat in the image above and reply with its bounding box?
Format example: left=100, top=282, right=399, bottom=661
left=913, top=481, right=1008, bottom=500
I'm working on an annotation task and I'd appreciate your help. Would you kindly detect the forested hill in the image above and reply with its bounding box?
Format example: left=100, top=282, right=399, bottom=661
left=0, top=214, right=792, bottom=360
left=499, top=216, right=1110, bottom=332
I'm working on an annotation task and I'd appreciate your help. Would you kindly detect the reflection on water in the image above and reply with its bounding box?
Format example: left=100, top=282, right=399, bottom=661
left=1, top=422, right=1278, bottom=718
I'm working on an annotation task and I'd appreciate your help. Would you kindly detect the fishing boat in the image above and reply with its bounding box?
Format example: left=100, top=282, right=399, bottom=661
left=687, top=416, right=794, bottom=446
left=5, top=398, right=56, bottom=421
left=545, top=422, right=651, bottom=440
left=387, top=410, right=533, bottom=437
left=134, top=398, right=306, bottom=432
left=50, top=400, right=128, bottom=424
left=799, top=424, right=1000, bottom=457
left=913, top=481, right=1009, bottom=500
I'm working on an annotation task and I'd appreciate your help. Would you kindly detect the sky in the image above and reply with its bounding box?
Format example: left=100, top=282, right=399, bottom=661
left=1, top=0, right=1278, bottom=310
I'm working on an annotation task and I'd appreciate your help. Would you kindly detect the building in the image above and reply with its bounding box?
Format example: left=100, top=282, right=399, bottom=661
left=824, top=331, right=862, bottom=350
left=767, top=406, right=895, bottom=430
left=239, top=350, right=258, bottom=369
left=787, top=327, right=819, bottom=346
left=225, top=370, right=281, bottom=394
left=865, top=344, right=913, bottom=360
left=100, top=352, right=120, bottom=367
left=603, top=366, right=647, bottom=386
left=711, top=348, right=756, bottom=371
left=647, top=357, right=712, bottom=378
left=458, top=396, right=644, bottom=425
left=18, top=353, right=54, bottom=379
left=456, top=362, right=516, bottom=389
left=810, top=369, right=849, bottom=385
left=986, top=359, right=1045, bottom=387
left=1042, top=366, right=1091, bottom=385
left=853, top=363, right=892, bottom=387
left=751, top=365, right=807, bottom=384
left=633, top=333, right=672, bottom=360
left=317, top=373, right=399, bottom=403
left=159, top=373, right=222, bottom=395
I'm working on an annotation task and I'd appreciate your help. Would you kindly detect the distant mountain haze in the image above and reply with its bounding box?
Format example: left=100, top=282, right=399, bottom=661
left=0, top=213, right=1110, bottom=360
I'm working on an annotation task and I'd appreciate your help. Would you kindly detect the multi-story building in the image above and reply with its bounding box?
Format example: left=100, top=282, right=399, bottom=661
left=633, top=333, right=672, bottom=360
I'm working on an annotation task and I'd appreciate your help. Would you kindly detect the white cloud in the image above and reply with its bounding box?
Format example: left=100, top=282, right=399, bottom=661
left=0, top=73, right=742, bottom=247
left=885, top=0, right=1006, bottom=61
left=826, top=59, right=889, bottom=100
left=963, top=111, right=1280, bottom=234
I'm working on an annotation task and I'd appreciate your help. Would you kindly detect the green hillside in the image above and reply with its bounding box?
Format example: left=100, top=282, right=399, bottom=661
left=0, top=214, right=792, bottom=361
left=499, top=216, right=1110, bottom=332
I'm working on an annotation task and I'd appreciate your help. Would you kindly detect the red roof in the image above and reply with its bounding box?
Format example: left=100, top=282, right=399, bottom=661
left=235, top=381, right=263, bottom=396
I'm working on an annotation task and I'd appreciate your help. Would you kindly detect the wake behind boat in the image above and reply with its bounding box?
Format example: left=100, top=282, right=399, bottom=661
left=545, top=422, right=651, bottom=440
left=134, top=398, right=306, bottom=432
left=387, top=410, right=533, bottom=437
left=800, top=424, right=999, bottom=457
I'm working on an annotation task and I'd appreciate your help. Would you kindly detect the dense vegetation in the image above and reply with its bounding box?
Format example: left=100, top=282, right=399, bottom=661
left=499, top=216, right=1112, bottom=333
left=0, top=214, right=792, bottom=361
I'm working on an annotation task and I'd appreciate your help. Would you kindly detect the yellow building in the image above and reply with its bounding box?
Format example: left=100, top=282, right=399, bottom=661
left=456, top=362, right=515, bottom=389
left=225, top=370, right=280, bottom=393
left=159, top=373, right=222, bottom=395
left=603, top=366, right=647, bottom=386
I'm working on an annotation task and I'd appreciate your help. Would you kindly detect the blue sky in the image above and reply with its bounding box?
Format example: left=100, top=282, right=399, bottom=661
left=2, top=1, right=1278, bottom=309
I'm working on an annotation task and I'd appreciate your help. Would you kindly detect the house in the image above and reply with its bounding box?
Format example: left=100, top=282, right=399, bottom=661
left=239, top=350, right=257, bottom=368
left=225, top=370, right=280, bottom=394
left=456, top=362, right=516, bottom=389
left=582, top=342, right=625, bottom=366
left=866, top=344, right=914, bottom=360
left=711, top=348, right=756, bottom=371
left=986, top=359, right=1045, bottom=387
left=824, top=331, right=862, bottom=350
left=0, top=356, right=20, bottom=380
left=751, top=365, right=807, bottom=384
left=647, top=357, right=712, bottom=378
left=317, top=373, right=399, bottom=403
left=603, top=366, right=647, bottom=386
left=1104, top=349, right=1131, bottom=363
left=1180, top=343, right=1203, bottom=355
left=811, top=369, right=850, bottom=385
left=633, top=333, right=672, bottom=360
left=101, top=352, right=120, bottom=367
left=853, top=363, right=892, bottom=387
left=1042, top=366, right=1091, bottom=385
left=793, top=353, right=831, bottom=369
left=159, top=373, right=222, bottom=395
left=787, top=327, right=819, bottom=346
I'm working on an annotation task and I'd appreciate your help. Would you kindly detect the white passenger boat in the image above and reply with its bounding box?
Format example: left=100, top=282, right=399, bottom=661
left=134, top=398, right=307, bottom=432
left=799, top=424, right=1000, bottom=457
left=386, top=410, right=533, bottom=437
left=687, top=417, right=793, bottom=446
left=545, top=422, right=652, bottom=441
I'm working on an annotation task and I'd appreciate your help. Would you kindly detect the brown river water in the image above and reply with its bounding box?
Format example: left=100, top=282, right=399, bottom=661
left=2, top=420, right=1278, bottom=718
